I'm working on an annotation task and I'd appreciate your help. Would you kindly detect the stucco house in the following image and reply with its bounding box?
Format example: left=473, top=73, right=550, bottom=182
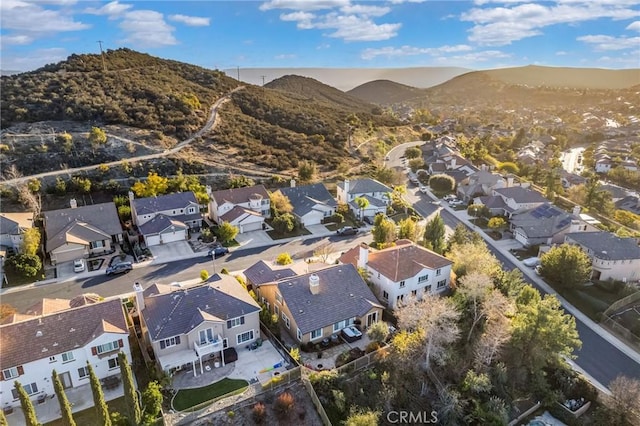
left=274, top=182, right=337, bottom=227
left=208, top=185, right=271, bottom=233
left=336, top=179, right=391, bottom=219
left=135, top=274, right=261, bottom=376
left=510, top=205, right=598, bottom=247
left=0, top=212, right=33, bottom=253
left=254, top=263, right=383, bottom=345
left=474, top=186, right=547, bottom=218
left=563, top=232, right=640, bottom=283
left=130, top=191, right=202, bottom=247
left=340, top=240, right=453, bottom=309
left=43, top=201, right=123, bottom=265
left=0, top=297, right=131, bottom=411
left=457, top=171, right=506, bottom=202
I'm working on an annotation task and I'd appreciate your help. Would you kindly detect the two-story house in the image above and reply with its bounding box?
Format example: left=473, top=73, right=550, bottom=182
left=336, top=179, right=391, bottom=220
left=563, top=232, right=640, bottom=283
left=340, top=240, right=453, bottom=309
left=474, top=186, right=548, bottom=218
left=0, top=212, right=33, bottom=253
left=43, top=201, right=123, bottom=265
left=208, top=185, right=271, bottom=233
left=456, top=170, right=506, bottom=202
left=136, top=274, right=261, bottom=376
left=510, top=205, right=599, bottom=247
left=0, top=298, right=130, bottom=411
left=254, top=263, right=383, bottom=344
left=130, top=191, right=202, bottom=247
left=273, top=181, right=337, bottom=227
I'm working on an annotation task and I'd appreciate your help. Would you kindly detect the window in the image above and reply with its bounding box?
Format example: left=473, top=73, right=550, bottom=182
left=382, top=291, right=389, bottom=300
left=94, top=340, right=120, bottom=355
left=108, top=358, right=119, bottom=370
left=424, top=285, right=432, bottom=293
left=11, top=383, right=37, bottom=399
left=188, top=207, right=195, bottom=214
left=274, top=305, right=280, bottom=316
left=275, top=292, right=282, bottom=303
left=297, top=328, right=302, bottom=341
left=159, top=336, right=181, bottom=349
left=237, top=330, right=254, bottom=345
left=199, top=328, right=215, bottom=344
left=411, top=290, right=417, bottom=296
left=90, top=240, right=104, bottom=249
left=49, top=356, right=56, bottom=363
left=282, top=313, right=290, bottom=329
left=310, top=328, right=323, bottom=340
left=180, top=209, right=184, bottom=213
left=227, top=316, right=245, bottom=329
left=2, top=367, right=19, bottom=380
left=436, top=268, right=442, bottom=276
left=333, top=320, right=347, bottom=332
left=61, top=351, right=74, bottom=363
left=437, top=280, right=447, bottom=289
left=78, top=366, right=90, bottom=379
left=396, top=295, right=404, bottom=303
left=399, top=280, right=405, bottom=288
left=418, top=274, right=429, bottom=283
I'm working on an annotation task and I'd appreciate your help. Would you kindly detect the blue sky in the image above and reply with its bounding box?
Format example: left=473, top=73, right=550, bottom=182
left=1, top=0, right=639, bottom=72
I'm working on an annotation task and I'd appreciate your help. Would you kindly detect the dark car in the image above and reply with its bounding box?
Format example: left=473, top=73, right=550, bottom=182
left=208, top=246, right=230, bottom=258
left=363, top=216, right=373, bottom=225
left=337, top=226, right=358, bottom=236
left=105, top=262, right=133, bottom=276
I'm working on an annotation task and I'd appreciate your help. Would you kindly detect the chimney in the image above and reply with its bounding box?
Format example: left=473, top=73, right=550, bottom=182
left=569, top=219, right=581, bottom=233
left=128, top=191, right=135, bottom=203
left=309, top=273, right=320, bottom=295
left=344, top=179, right=350, bottom=200
left=450, top=157, right=457, bottom=169
left=205, top=185, right=212, bottom=195
left=69, top=198, right=77, bottom=209
left=572, top=205, right=581, bottom=216
left=133, top=282, right=145, bottom=311
left=290, top=179, right=296, bottom=188
left=506, top=174, right=514, bottom=187
left=357, top=243, right=369, bottom=269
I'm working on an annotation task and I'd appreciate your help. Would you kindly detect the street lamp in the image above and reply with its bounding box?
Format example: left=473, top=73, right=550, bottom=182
left=211, top=252, right=216, bottom=275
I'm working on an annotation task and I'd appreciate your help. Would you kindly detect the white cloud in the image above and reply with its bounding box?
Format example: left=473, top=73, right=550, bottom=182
left=461, top=2, right=640, bottom=46
left=1, top=47, right=67, bottom=71
left=339, top=4, right=390, bottom=17
left=280, top=11, right=315, bottom=29
left=275, top=53, right=297, bottom=59
left=597, top=49, right=640, bottom=67
left=316, top=42, right=331, bottom=49
left=627, top=21, right=640, bottom=31
left=361, top=44, right=472, bottom=60
left=119, top=10, right=177, bottom=48
left=0, top=34, right=33, bottom=46
left=260, top=0, right=349, bottom=11
left=555, top=50, right=568, bottom=55
left=0, top=0, right=89, bottom=33
left=388, top=0, right=427, bottom=4
left=168, top=14, right=210, bottom=27
left=577, top=34, right=640, bottom=50
left=316, top=14, right=401, bottom=41
left=84, top=1, right=132, bottom=19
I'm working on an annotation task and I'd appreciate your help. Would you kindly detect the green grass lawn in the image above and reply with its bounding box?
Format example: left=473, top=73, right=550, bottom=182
left=3, top=267, right=45, bottom=287
left=172, top=378, right=248, bottom=412
left=557, top=284, right=628, bottom=321
left=267, top=227, right=312, bottom=240
left=45, top=397, right=127, bottom=426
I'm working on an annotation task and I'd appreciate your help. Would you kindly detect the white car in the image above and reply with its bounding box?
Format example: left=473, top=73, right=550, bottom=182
left=73, top=259, right=86, bottom=273
left=419, top=185, right=428, bottom=193
left=443, top=194, right=457, bottom=201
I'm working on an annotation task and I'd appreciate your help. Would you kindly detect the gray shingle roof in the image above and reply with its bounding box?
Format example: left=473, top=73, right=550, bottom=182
left=337, top=179, right=391, bottom=195
left=278, top=183, right=336, bottom=217
left=141, top=274, right=260, bottom=341
left=44, top=203, right=122, bottom=251
left=0, top=215, right=20, bottom=235
left=349, top=194, right=387, bottom=210
left=494, top=187, right=548, bottom=204
left=138, top=214, right=187, bottom=235
left=276, top=264, right=382, bottom=335
left=211, top=185, right=270, bottom=205
left=243, top=260, right=296, bottom=286
left=511, top=204, right=574, bottom=239
left=133, top=192, right=199, bottom=215
left=565, top=232, right=640, bottom=261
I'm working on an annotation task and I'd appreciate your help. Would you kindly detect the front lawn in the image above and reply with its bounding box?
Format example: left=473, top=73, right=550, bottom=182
left=554, top=283, right=629, bottom=321
left=45, top=397, right=127, bottom=426
left=172, top=378, right=248, bottom=412
left=267, top=227, right=311, bottom=240
left=2, top=267, right=44, bottom=287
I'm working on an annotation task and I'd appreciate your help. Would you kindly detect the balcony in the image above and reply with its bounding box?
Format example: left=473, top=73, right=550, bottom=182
left=194, top=335, right=223, bottom=358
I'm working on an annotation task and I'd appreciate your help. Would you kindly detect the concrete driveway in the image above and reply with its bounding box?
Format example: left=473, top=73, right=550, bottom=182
left=150, top=241, right=194, bottom=263
left=235, top=230, right=273, bottom=247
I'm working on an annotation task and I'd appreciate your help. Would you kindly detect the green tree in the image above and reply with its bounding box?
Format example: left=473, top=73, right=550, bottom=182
left=397, top=217, right=420, bottom=242
left=372, top=215, right=396, bottom=248
left=141, top=381, right=163, bottom=423
left=21, top=228, right=40, bottom=256
left=131, top=172, right=169, bottom=197
left=272, top=213, right=295, bottom=234
left=58, top=132, right=73, bottom=152
left=366, top=321, right=389, bottom=343
left=447, top=241, right=501, bottom=278
left=54, top=177, right=67, bottom=195
left=276, top=252, right=293, bottom=265
left=498, top=162, right=520, bottom=174
left=298, top=160, right=317, bottom=183
left=424, top=213, right=445, bottom=254
left=404, top=147, right=422, bottom=159
left=52, top=370, right=76, bottom=426
left=217, top=222, right=239, bottom=244
left=89, top=127, right=107, bottom=145
left=428, top=174, right=456, bottom=193
left=88, top=362, right=112, bottom=426
left=117, top=205, right=132, bottom=221
left=270, top=191, right=293, bottom=216
left=539, top=244, right=592, bottom=289
left=228, top=175, right=255, bottom=188
left=7, top=253, right=41, bottom=277
left=27, top=179, right=41, bottom=194
left=15, top=381, right=41, bottom=426
left=408, top=158, right=425, bottom=172
left=119, top=352, right=141, bottom=426
left=71, top=176, right=92, bottom=193
left=468, top=204, right=490, bottom=219
left=354, top=196, right=369, bottom=221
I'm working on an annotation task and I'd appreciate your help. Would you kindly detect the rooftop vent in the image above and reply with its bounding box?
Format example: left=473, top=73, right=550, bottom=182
left=36, top=330, right=43, bottom=337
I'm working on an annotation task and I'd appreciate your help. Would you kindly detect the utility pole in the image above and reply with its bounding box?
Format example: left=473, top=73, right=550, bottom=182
left=236, top=66, right=240, bottom=81
left=260, top=75, right=266, bottom=86
left=97, top=40, right=106, bottom=72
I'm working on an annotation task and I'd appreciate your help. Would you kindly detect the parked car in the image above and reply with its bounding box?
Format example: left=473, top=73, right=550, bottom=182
left=73, top=259, right=85, bottom=273
left=208, top=246, right=230, bottom=258
left=105, top=262, right=133, bottom=276
left=443, top=194, right=457, bottom=201
left=337, top=226, right=358, bottom=236
left=363, top=216, right=373, bottom=225
left=522, top=257, right=541, bottom=267
left=449, top=199, right=465, bottom=207
left=419, top=185, right=428, bottom=194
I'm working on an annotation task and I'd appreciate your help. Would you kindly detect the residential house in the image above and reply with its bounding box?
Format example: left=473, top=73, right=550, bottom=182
left=457, top=170, right=506, bottom=202
left=510, top=205, right=598, bottom=247
left=0, top=212, right=33, bottom=252
left=564, top=232, right=640, bottom=282
left=475, top=186, right=548, bottom=218
left=336, top=179, right=391, bottom=219
left=0, top=298, right=130, bottom=410
left=560, top=171, right=587, bottom=189
left=136, top=275, right=261, bottom=376
left=208, top=185, right=270, bottom=233
left=274, top=181, right=337, bottom=227
left=43, top=201, right=123, bottom=265
left=130, top=191, right=202, bottom=246
left=599, top=184, right=632, bottom=203
left=595, top=157, right=613, bottom=173
left=242, top=260, right=298, bottom=292
left=615, top=195, right=640, bottom=216
left=340, top=240, right=453, bottom=309
left=254, top=263, right=383, bottom=344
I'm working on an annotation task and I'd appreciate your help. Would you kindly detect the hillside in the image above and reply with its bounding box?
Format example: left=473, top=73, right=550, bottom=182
left=265, top=75, right=376, bottom=112
left=347, top=79, right=426, bottom=105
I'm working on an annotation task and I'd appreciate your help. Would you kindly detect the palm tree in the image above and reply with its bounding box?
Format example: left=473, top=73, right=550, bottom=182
left=354, top=196, right=369, bottom=221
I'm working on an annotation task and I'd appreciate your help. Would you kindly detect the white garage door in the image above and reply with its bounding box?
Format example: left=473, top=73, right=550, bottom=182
left=145, top=235, right=161, bottom=247
left=160, top=229, right=186, bottom=244
left=240, top=221, right=262, bottom=233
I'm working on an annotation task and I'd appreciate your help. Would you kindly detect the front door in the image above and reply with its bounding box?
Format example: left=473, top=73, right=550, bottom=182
left=60, top=371, right=73, bottom=389
left=366, top=311, right=378, bottom=327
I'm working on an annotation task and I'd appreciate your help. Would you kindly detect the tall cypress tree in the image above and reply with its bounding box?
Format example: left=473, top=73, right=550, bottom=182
left=52, top=370, right=76, bottom=426
left=87, top=362, right=111, bottom=426
left=14, top=381, right=41, bottom=426
left=118, top=352, right=141, bottom=425
left=0, top=406, right=8, bottom=426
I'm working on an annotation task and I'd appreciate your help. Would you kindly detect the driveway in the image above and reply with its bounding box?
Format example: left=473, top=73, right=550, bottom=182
left=235, top=230, right=273, bottom=247
left=149, top=241, right=195, bottom=263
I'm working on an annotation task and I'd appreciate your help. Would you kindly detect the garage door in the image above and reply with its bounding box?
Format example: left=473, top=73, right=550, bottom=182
left=159, top=229, right=186, bottom=244
left=239, top=221, right=262, bottom=233
left=145, top=235, right=161, bottom=247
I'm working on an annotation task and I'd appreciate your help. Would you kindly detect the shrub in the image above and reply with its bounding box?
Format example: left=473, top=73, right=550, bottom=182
left=365, top=341, right=382, bottom=353
left=200, top=270, right=209, bottom=281
left=325, top=213, right=344, bottom=224
left=252, top=402, right=266, bottom=424
left=276, top=253, right=293, bottom=265
left=220, top=268, right=229, bottom=275
left=273, top=392, right=295, bottom=419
